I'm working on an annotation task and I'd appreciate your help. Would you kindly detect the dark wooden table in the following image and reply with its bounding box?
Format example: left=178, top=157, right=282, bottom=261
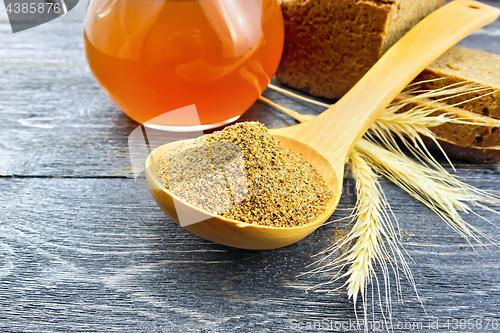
left=1, top=1, right=500, bottom=332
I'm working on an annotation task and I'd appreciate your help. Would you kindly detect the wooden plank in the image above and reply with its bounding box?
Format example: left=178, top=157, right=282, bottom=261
left=0, top=177, right=499, bottom=331
left=0, top=1, right=500, bottom=331
left=0, top=1, right=499, bottom=178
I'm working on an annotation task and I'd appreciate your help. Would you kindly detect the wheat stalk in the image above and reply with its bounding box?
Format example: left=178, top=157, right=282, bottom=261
left=369, top=83, right=497, bottom=170
left=356, top=137, right=500, bottom=246
left=265, top=83, right=500, bottom=244
left=302, top=150, right=419, bottom=328
left=262, top=81, right=500, bottom=316
left=267, top=82, right=496, bottom=171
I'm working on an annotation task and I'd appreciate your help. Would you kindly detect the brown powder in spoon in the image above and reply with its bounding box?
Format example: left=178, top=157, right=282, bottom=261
left=156, top=122, right=332, bottom=227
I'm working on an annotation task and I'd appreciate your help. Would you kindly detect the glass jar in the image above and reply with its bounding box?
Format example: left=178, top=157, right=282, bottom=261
left=84, top=0, right=284, bottom=131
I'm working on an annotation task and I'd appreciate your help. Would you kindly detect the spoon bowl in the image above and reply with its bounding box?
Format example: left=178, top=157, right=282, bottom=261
left=146, top=0, right=500, bottom=250
left=146, top=134, right=342, bottom=250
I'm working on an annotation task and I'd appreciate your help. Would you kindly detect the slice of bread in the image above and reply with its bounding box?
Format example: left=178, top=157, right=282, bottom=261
left=413, top=46, right=500, bottom=119
left=396, top=91, right=500, bottom=163
left=396, top=46, right=500, bottom=163
left=276, top=0, right=444, bottom=99
left=392, top=93, right=500, bottom=163
left=395, top=93, right=500, bottom=149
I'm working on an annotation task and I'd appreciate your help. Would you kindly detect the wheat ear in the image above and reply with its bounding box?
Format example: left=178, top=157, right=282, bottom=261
left=267, top=82, right=496, bottom=170
left=356, top=138, right=500, bottom=246
left=302, top=150, right=417, bottom=326
left=262, top=83, right=500, bottom=316
left=264, top=82, right=500, bottom=244
left=370, top=83, right=497, bottom=170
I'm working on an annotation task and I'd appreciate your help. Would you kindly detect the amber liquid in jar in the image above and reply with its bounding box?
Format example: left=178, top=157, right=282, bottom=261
left=84, top=0, right=284, bottom=130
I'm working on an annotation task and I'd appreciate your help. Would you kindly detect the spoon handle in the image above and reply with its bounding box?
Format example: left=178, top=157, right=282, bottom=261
left=281, top=0, right=500, bottom=164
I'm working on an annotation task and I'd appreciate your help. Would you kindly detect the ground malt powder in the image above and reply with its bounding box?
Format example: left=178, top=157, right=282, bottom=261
left=157, top=122, right=332, bottom=227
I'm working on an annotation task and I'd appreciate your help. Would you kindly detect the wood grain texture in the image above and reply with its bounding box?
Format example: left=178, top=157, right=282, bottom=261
left=1, top=177, right=499, bottom=332
left=1, top=0, right=500, bottom=332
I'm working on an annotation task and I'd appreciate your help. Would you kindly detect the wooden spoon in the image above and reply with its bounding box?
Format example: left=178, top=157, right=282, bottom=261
left=146, top=0, right=500, bottom=250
